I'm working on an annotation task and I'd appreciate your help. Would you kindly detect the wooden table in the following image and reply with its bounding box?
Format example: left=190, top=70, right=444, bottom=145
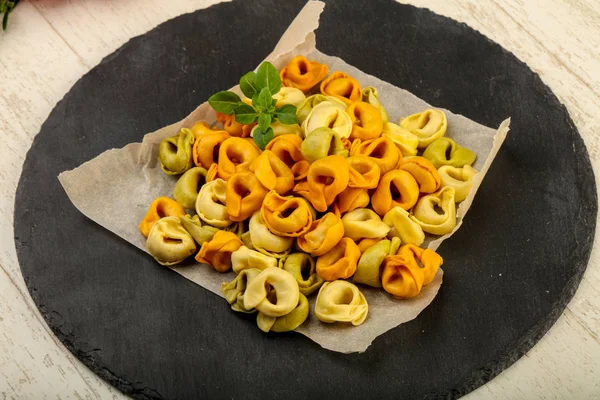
left=1, top=0, right=598, bottom=398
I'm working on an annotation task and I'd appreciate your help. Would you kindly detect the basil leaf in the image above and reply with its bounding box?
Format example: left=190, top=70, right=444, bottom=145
left=234, top=104, right=258, bottom=125
left=253, top=87, right=273, bottom=113
left=258, top=113, right=272, bottom=132
left=274, top=104, right=299, bottom=124
left=208, top=91, right=242, bottom=115
left=255, top=61, right=281, bottom=95
left=239, top=71, right=258, bottom=99
left=253, top=126, right=275, bottom=150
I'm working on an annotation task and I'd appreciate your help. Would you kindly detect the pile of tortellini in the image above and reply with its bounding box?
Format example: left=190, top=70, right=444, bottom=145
left=139, top=56, right=479, bottom=333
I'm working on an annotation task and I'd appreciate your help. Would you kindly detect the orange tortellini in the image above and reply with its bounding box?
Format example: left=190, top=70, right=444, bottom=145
left=347, top=101, right=384, bottom=141
left=261, top=191, right=313, bottom=237
left=217, top=137, right=260, bottom=180
left=316, top=237, right=361, bottom=281
left=350, top=136, right=401, bottom=175
left=320, top=71, right=362, bottom=105
left=216, top=112, right=254, bottom=138
left=297, top=212, right=345, bottom=256
left=382, top=245, right=443, bottom=298
left=195, top=230, right=243, bottom=272
left=192, top=130, right=230, bottom=169
left=226, top=171, right=268, bottom=222
left=139, top=197, right=186, bottom=238
left=371, top=169, right=420, bottom=216
left=293, top=155, right=350, bottom=212
left=280, top=56, right=329, bottom=93
left=249, top=150, right=295, bottom=195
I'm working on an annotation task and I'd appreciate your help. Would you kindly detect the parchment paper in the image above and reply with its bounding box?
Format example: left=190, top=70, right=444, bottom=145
left=58, top=1, right=510, bottom=353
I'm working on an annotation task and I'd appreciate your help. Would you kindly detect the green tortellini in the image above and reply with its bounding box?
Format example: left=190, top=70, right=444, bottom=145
left=354, top=239, right=390, bottom=288
left=438, top=165, right=479, bottom=202
left=257, top=293, right=309, bottom=333
left=159, top=128, right=195, bottom=175
left=179, top=214, right=219, bottom=246
left=231, top=246, right=278, bottom=274
left=422, top=137, right=477, bottom=169
left=279, top=253, right=324, bottom=296
left=173, top=167, right=208, bottom=209
left=146, top=216, right=196, bottom=266
left=301, top=127, right=348, bottom=163
left=361, top=86, right=389, bottom=124
left=221, top=268, right=262, bottom=313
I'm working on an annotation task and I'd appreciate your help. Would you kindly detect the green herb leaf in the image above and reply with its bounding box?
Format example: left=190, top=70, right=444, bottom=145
left=255, top=61, right=281, bottom=95
left=258, top=113, right=272, bottom=132
left=239, top=71, right=258, bottom=98
left=253, top=126, right=275, bottom=150
left=274, top=104, right=299, bottom=125
left=208, top=91, right=242, bottom=115
left=234, top=104, right=258, bottom=125
left=253, top=87, right=273, bottom=113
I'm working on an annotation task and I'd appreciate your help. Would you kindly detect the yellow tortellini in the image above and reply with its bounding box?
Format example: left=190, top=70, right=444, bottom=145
left=243, top=267, right=300, bottom=317
left=301, top=101, right=353, bottom=139
left=230, top=245, right=278, bottom=274
left=195, top=178, right=233, bottom=228
left=173, top=166, right=208, bottom=209
left=279, top=253, right=324, bottom=296
left=423, top=137, right=477, bottom=169
left=382, top=207, right=425, bottom=246
left=341, top=208, right=390, bottom=241
left=315, top=280, right=368, bottom=326
left=301, top=127, right=348, bottom=163
left=248, top=211, right=294, bottom=258
left=257, top=293, right=309, bottom=333
left=361, top=86, right=389, bottom=124
left=296, top=94, right=346, bottom=123
left=272, top=87, right=306, bottom=107
left=146, top=216, right=196, bottom=266
left=221, top=268, right=262, bottom=313
left=158, top=128, right=195, bottom=175
left=400, top=109, right=447, bottom=149
left=179, top=214, right=219, bottom=246
left=381, top=122, right=419, bottom=157
left=438, top=165, right=479, bottom=202
left=410, top=187, right=457, bottom=235
left=353, top=237, right=400, bottom=288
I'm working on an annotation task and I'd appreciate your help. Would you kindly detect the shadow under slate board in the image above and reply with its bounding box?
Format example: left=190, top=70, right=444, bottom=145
left=13, top=0, right=597, bottom=399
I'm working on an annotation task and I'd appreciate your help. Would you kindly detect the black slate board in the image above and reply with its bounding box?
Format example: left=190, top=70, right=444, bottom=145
left=14, top=0, right=597, bottom=399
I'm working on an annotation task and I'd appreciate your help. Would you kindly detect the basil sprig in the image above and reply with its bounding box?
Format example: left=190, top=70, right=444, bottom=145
left=208, top=61, right=299, bottom=149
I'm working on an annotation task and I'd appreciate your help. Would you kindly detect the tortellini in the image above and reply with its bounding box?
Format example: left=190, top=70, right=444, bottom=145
left=190, top=121, right=216, bottom=138
left=221, top=268, right=262, bottom=313
left=139, top=197, right=186, bottom=238
left=249, top=150, right=295, bottom=195
left=195, top=178, right=233, bottom=227
left=399, top=156, right=441, bottom=194
left=301, top=127, right=348, bottom=163
left=347, top=155, right=381, bottom=189
left=243, top=267, right=300, bottom=317
left=216, top=112, right=254, bottom=138
left=192, top=130, right=230, bottom=169
left=257, top=293, right=309, bottom=333
left=371, top=169, right=420, bottom=216
left=353, top=238, right=400, bottom=288
left=265, top=134, right=306, bottom=171
left=315, top=281, right=368, bottom=326
left=173, top=167, right=208, bottom=209
left=279, top=253, right=324, bottom=296
left=400, top=108, right=447, bottom=149
left=350, top=136, right=401, bottom=174
left=273, top=87, right=306, bottom=107
left=382, top=244, right=443, bottom=298
left=248, top=211, right=294, bottom=258
left=361, top=86, right=389, bottom=124
left=230, top=245, right=278, bottom=274
left=252, top=121, right=302, bottom=138
left=146, top=216, right=196, bottom=266
left=297, top=212, right=345, bottom=257
left=179, top=214, right=219, bottom=246
left=296, top=94, right=346, bottom=123
left=316, top=237, right=361, bottom=281
left=217, top=137, right=260, bottom=180
left=335, top=187, right=370, bottom=215
left=280, top=56, right=329, bottom=93
left=320, top=71, right=362, bottom=105
left=438, top=164, right=478, bottom=202
left=423, top=137, right=477, bottom=169
left=293, top=155, right=350, bottom=212
left=226, top=170, right=268, bottom=221
left=260, top=191, right=313, bottom=237
left=341, top=208, right=390, bottom=241
left=158, top=128, right=195, bottom=175
left=347, top=101, right=384, bottom=141
left=301, top=101, right=353, bottom=139
left=195, top=230, right=243, bottom=272
left=382, top=207, right=425, bottom=246
left=410, top=187, right=457, bottom=235
left=381, top=122, right=419, bottom=157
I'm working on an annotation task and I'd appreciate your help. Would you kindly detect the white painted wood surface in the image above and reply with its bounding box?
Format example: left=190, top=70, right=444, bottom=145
left=1, top=0, right=598, bottom=398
